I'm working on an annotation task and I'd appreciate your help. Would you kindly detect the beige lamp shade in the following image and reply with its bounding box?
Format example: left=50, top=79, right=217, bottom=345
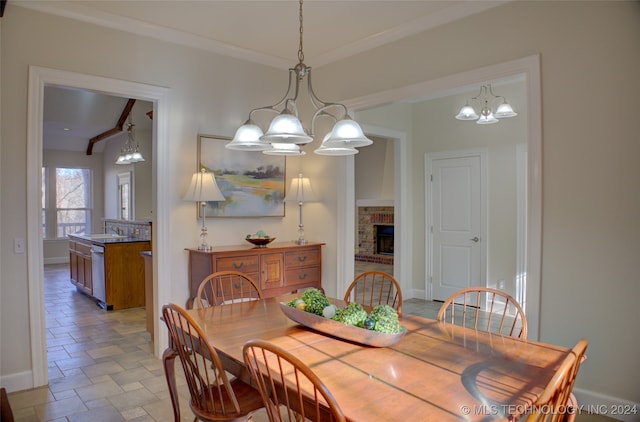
left=183, top=170, right=225, bottom=202
left=286, top=174, right=317, bottom=203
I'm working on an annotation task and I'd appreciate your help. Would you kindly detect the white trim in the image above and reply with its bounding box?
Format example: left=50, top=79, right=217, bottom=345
left=344, top=54, right=542, bottom=339
left=358, top=125, right=411, bottom=297
left=27, top=66, right=170, bottom=388
left=356, top=199, right=394, bottom=207
left=336, top=157, right=355, bottom=297
left=0, top=371, right=34, bottom=393
left=573, top=388, right=640, bottom=422
left=515, top=143, right=527, bottom=307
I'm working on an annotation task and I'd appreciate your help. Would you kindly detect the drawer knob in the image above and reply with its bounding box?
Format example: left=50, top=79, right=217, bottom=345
left=298, top=273, right=308, bottom=280
left=297, top=256, right=308, bottom=262
left=232, top=262, right=244, bottom=269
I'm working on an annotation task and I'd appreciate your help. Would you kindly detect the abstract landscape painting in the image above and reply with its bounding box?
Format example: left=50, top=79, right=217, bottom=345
left=198, top=135, right=286, bottom=217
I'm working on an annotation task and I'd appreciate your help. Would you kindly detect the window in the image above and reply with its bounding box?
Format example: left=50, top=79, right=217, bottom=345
left=42, top=167, right=92, bottom=239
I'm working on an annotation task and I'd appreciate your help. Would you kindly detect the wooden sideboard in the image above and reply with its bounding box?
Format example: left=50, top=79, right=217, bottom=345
left=185, top=242, right=324, bottom=308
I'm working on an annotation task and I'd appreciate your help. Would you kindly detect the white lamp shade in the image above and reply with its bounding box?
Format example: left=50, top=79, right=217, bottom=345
left=322, top=119, right=373, bottom=148
left=494, top=102, right=518, bottom=118
left=476, top=112, right=499, bottom=125
left=455, top=104, right=479, bottom=120
left=226, top=123, right=269, bottom=151
left=286, top=174, right=318, bottom=202
left=183, top=171, right=225, bottom=202
left=263, top=143, right=306, bottom=156
left=314, top=132, right=358, bottom=156
left=260, top=113, right=313, bottom=144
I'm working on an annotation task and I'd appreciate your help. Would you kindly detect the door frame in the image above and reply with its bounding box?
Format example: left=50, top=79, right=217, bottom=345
left=425, top=148, right=488, bottom=301
left=339, top=54, right=542, bottom=339
left=27, top=66, right=171, bottom=387
left=116, top=171, right=133, bottom=220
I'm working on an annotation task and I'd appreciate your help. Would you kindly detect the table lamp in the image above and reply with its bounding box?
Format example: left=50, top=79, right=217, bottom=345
left=183, top=169, right=225, bottom=250
left=286, top=173, right=318, bottom=245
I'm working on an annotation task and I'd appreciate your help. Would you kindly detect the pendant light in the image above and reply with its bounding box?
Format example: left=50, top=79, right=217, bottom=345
left=226, top=0, right=372, bottom=156
left=115, top=112, right=145, bottom=164
left=455, top=84, right=518, bottom=125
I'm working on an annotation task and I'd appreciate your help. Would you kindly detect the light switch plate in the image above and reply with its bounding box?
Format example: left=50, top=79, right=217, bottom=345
left=14, top=238, right=25, bottom=254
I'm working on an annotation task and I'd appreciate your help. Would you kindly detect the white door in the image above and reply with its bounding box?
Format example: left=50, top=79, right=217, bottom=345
left=428, top=151, right=486, bottom=301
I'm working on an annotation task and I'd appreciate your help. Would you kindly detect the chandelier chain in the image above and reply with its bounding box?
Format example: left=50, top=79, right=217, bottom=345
left=297, top=0, right=304, bottom=65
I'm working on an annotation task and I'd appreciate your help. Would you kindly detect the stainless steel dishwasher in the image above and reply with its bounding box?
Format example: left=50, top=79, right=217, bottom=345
left=91, top=244, right=108, bottom=309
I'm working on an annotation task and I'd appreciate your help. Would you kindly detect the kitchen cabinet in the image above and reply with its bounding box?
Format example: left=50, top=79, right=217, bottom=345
left=186, top=242, right=324, bottom=308
left=69, top=235, right=150, bottom=310
left=69, top=237, right=93, bottom=295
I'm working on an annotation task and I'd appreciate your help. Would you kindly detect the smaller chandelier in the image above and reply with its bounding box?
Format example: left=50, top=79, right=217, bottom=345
left=115, top=115, right=144, bottom=164
left=226, top=0, right=372, bottom=156
left=455, top=84, right=518, bottom=125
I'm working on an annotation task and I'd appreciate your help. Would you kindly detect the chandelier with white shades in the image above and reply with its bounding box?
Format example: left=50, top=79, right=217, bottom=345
left=225, top=0, right=372, bottom=156
left=455, top=84, right=518, bottom=125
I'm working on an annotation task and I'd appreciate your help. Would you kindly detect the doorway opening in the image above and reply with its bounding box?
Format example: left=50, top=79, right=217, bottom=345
left=341, top=55, right=542, bottom=339
left=27, top=66, right=170, bottom=388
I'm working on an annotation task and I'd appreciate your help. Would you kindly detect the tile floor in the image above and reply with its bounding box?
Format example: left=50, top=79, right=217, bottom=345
left=7, top=263, right=613, bottom=421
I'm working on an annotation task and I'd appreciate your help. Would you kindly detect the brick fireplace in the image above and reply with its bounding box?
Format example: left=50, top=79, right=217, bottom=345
left=356, top=205, right=394, bottom=265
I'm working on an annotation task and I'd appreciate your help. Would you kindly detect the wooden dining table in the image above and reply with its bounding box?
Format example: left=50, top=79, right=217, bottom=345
left=177, top=295, right=570, bottom=421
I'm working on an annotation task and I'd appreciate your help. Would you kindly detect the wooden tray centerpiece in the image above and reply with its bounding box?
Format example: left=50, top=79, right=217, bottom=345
left=279, top=302, right=406, bottom=347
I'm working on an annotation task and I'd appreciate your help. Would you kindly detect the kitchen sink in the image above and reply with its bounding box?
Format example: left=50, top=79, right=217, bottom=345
left=84, top=233, right=128, bottom=239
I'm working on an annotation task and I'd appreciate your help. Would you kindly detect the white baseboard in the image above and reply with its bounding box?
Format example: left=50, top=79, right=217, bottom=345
left=409, top=288, right=426, bottom=300
left=573, top=388, right=639, bottom=422
left=0, top=370, right=35, bottom=393
left=44, top=257, right=69, bottom=265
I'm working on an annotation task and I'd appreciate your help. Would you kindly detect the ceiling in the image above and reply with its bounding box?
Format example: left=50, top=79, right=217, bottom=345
left=23, top=0, right=508, bottom=153
left=16, top=1, right=506, bottom=69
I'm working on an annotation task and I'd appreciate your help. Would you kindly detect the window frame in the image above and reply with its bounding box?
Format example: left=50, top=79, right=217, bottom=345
left=42, top=166, right=94, bottom=240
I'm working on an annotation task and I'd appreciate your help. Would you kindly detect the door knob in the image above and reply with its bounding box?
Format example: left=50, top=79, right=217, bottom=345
left=470, top=236, right=480, bottom=242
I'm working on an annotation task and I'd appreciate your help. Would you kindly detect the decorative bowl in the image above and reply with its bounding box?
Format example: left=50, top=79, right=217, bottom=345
left=279, top=302, right=406, bottom=347
left=245, top=237, right=275, bottom=248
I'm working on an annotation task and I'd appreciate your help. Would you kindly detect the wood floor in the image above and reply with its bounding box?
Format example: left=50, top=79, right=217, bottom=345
left=6, top=263, right=616, bottom=421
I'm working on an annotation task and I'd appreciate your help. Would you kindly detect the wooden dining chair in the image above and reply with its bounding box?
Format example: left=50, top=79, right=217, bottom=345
left=526, top=338, right=588, bottom=422
left=243, top=339, right=347, bottom=422
left=436, top=286, right=528, bottom=339
left=161, top=303, right=264, bottom=422
left=193, top=271, right=263, bottom=309
left=343, top=271, right=403, bottom=314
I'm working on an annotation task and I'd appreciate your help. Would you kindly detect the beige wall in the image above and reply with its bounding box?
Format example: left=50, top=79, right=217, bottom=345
left=2, top=0, right=639, bottom=410
left=321, top=1, right=640, bottom=406
left=0, top=4, right=336, bottom=390
left=355, top=136, right=394, bottom=202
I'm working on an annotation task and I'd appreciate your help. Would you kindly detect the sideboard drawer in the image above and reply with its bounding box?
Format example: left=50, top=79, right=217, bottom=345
left=284, top=266, right=320, bottom=288
left=216, top=255, right=259, bottom=273
left=285, top=248, right=321, bottom=268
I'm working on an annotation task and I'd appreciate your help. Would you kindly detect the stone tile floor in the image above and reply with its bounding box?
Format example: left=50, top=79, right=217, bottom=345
left=7, top=263, right=614, bottom=421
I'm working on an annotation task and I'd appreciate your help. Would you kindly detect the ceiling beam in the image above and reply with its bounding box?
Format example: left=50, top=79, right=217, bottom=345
left=86, top=98, right=136, bottom=155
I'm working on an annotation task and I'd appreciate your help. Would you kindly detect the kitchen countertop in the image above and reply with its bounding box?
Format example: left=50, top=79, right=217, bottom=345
left=68, top=233, right=151, bottom=245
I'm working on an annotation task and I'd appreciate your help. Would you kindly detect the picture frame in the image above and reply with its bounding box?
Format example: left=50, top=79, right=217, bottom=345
left=197, top=134, right=286, bottom=218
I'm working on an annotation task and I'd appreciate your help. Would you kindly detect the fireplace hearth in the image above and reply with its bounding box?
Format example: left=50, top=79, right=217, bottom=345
left=375, top=225, right=394, bottom=255
left=356, top=205, right=394, bottom=265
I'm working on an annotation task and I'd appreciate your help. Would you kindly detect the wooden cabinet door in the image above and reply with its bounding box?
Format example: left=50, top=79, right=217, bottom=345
left=70, top=251, right=79, bottom=285
left=260, top=253, right=284, bottom=291
left=83, top=255, right=93, bottom=293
